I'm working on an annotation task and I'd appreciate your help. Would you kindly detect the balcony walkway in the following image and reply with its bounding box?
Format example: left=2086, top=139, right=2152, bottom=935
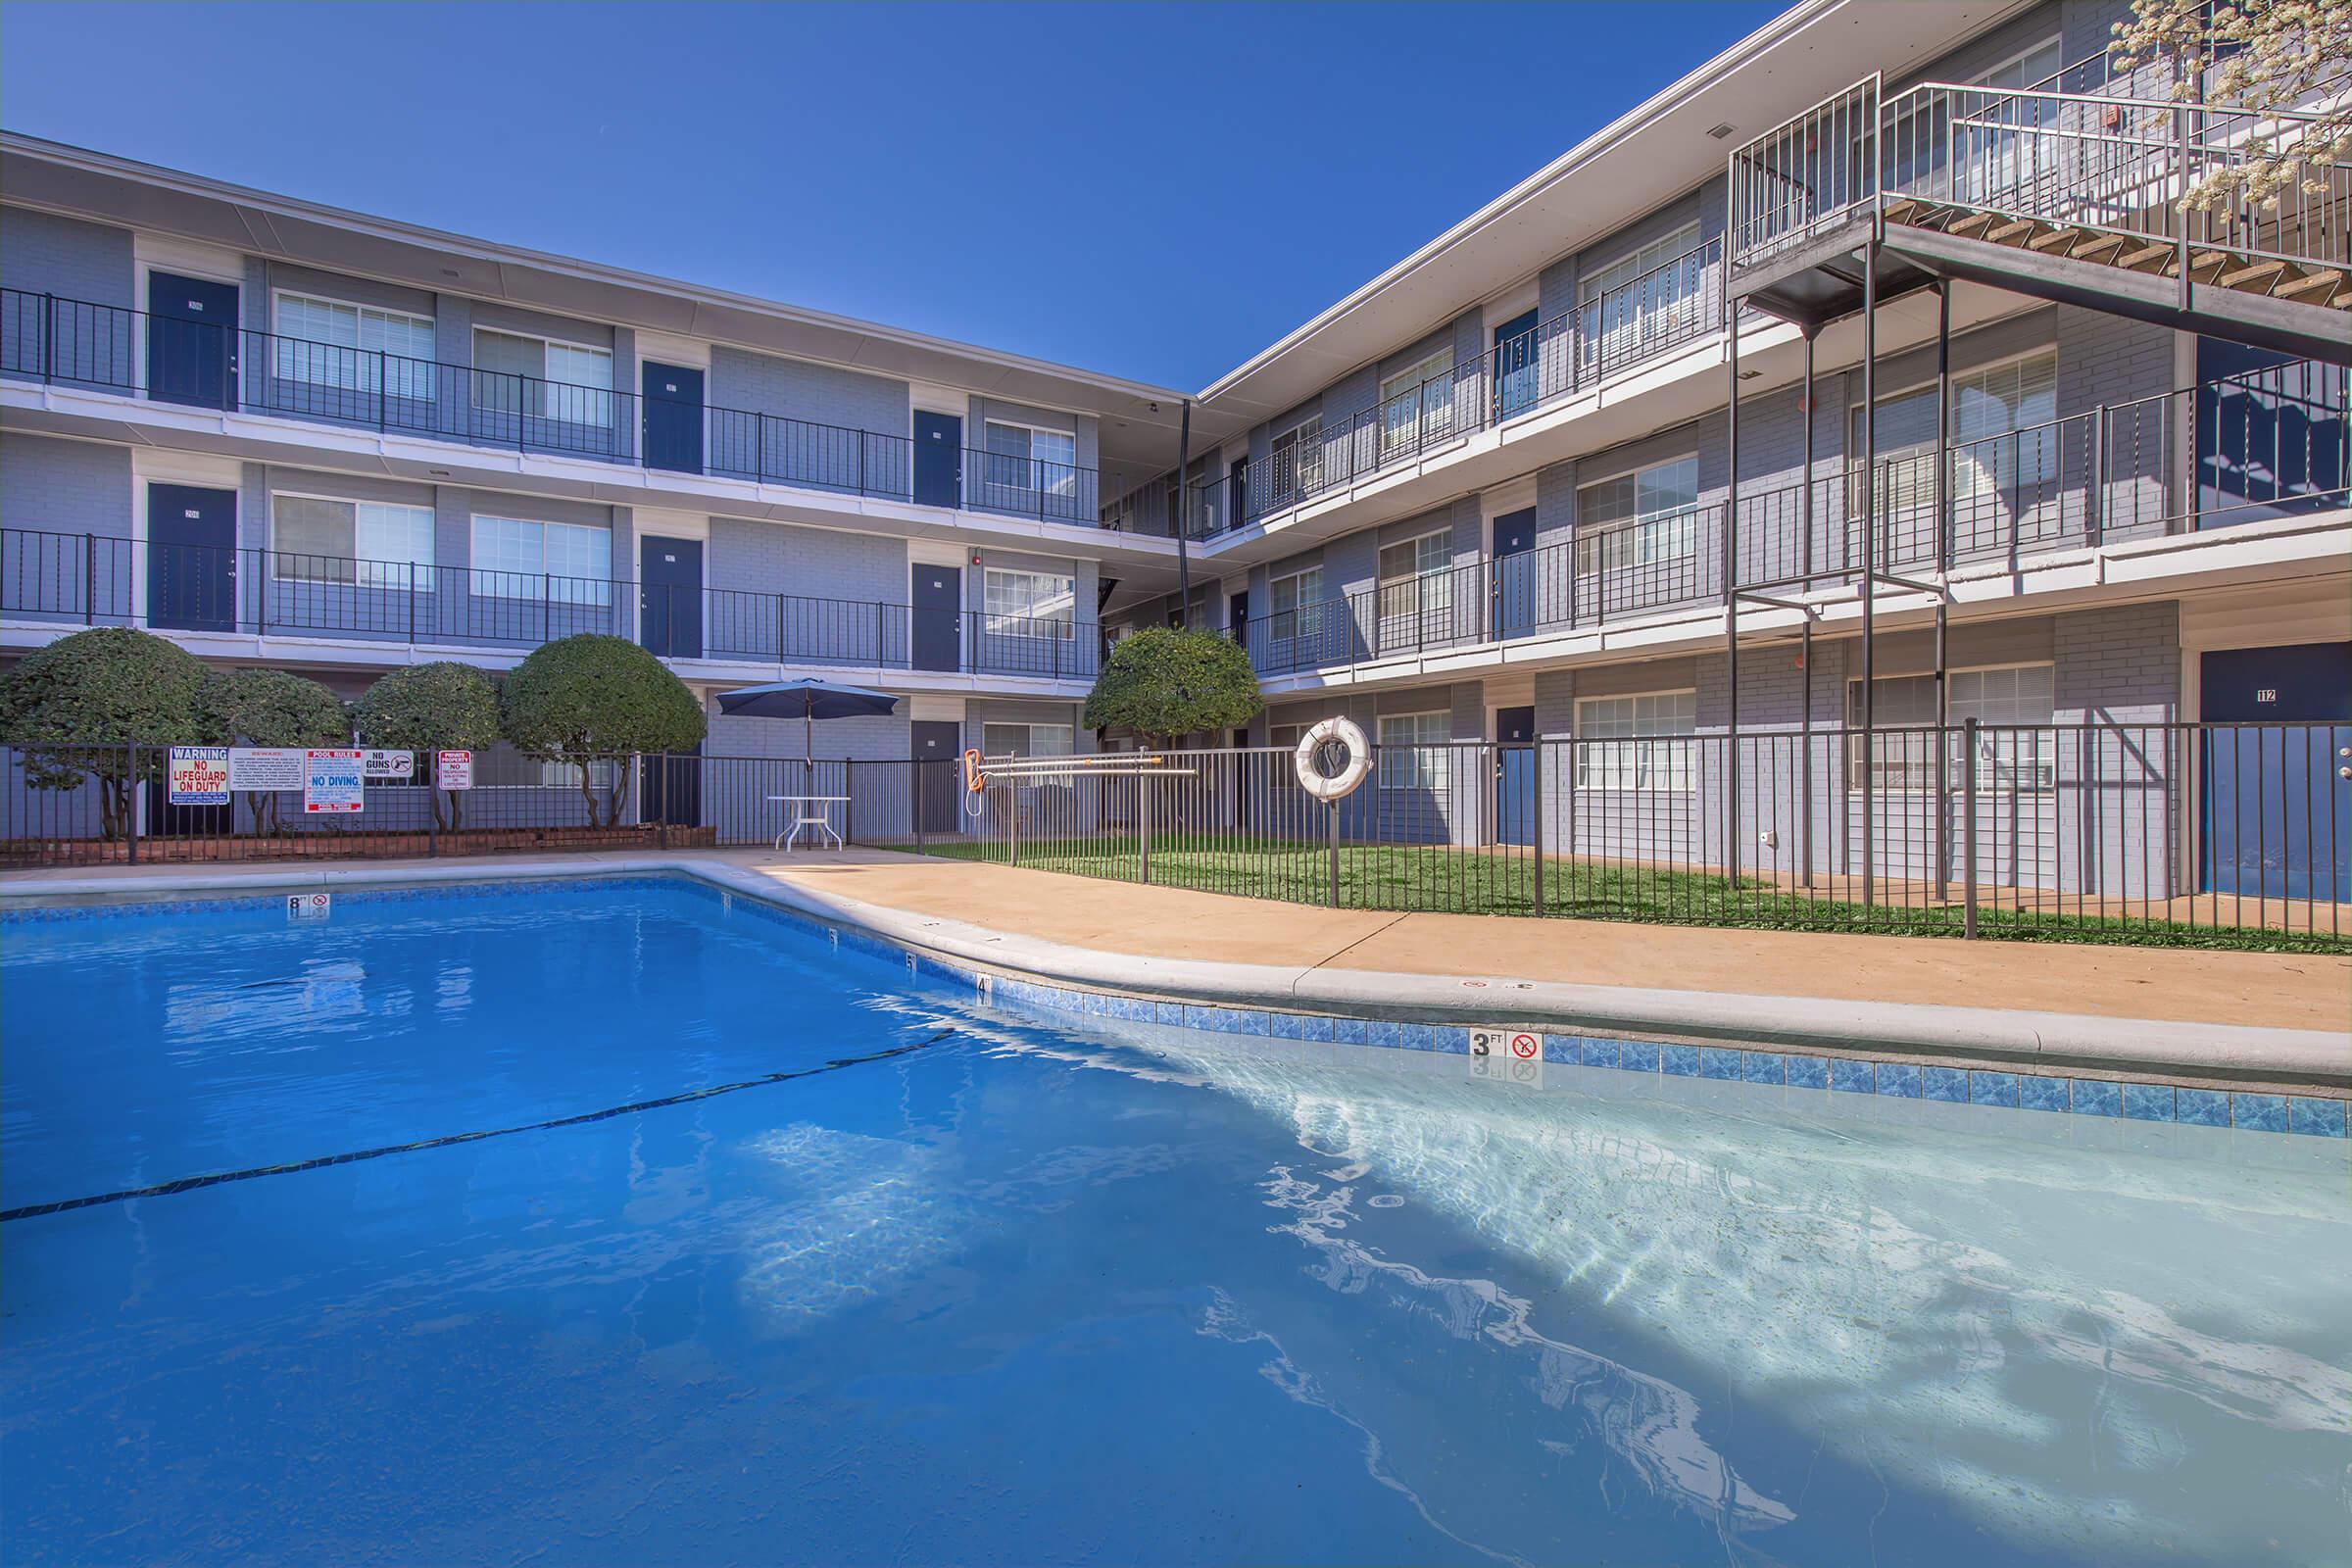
left=8, top=846, right=2344, bottom=1093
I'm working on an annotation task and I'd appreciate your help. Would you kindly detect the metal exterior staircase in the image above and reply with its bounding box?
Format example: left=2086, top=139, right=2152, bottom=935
left=1728, top=74, right=2352, bottom=362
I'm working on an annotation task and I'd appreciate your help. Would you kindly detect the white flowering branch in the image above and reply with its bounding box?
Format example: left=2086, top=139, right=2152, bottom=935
left=2109, top=0, right=2352, bottom=213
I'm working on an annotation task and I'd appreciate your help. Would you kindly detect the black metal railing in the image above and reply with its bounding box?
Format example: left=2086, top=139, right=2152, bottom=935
left=1183, top=237, right=1728, bottom=538
left=13, top=728, right=2342, bottom=953
left=1237, top=364, right=2346, bottom=678
left=0, top=529, right=1099, bottom=679
left=0, top=288, right=1101, bottom=525
left=1729, top=71, right=2352, bottom=276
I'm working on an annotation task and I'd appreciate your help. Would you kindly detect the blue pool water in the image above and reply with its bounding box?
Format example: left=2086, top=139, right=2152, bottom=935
left=3, top=878, right=2347, bottom=1567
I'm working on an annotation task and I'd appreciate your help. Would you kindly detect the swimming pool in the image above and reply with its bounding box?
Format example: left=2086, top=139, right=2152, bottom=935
left=4, top=877, right=2346, bottom=1566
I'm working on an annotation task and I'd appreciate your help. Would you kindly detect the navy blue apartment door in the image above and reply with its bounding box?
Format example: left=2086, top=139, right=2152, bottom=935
left=911, top=564, right=960, bottom=671
left=913, top=720, right=962, bottom=834
left=2200, top=641, right=2351, bottom=902
left=641, top=363, right=704, bottom=474
left=1492, top=508, right=1537, bottom=640
left=1495, top=705, right=1537, bottom=848
left=146, top=482, right=236, bottom=632
left=639, top=536, right=704, bottom=660
left=913, top=413, right=962, bottom=509
left=147, top=272, right=237, bottom=411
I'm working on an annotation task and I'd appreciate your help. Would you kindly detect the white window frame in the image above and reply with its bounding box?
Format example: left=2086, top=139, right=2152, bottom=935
left=1379, top=349, right=1455, bottom=456
left=982, top=565, right=1076, bottom=640
left=269, top=491, right=436, bottom=587
left=982, top=418, right=1080, bottom=499
left=1579, top=221, right=1704, bottom=365
left=1269, top=416, right=1324, bottom=501
left=468, top=514, right=613, bottom=606
left=1848, top=347, right=2061, bottom=539
left=471, top=326, right=615, bottom=424
left=1377, top=529, right=1455, bottom=621
left=1575, top=455, right=1703, bottom=578
left=1266, top=565, right=1325, bottom=644
left=1574, top=689, right=1697, bottom=791
left=1376, top=710, right=1452, bottom=790
left=272, top=290, right=437, bottom=402
left=1846, top=662, right=2057, bottom=794
left=980, top=722, right=1074, bottom=759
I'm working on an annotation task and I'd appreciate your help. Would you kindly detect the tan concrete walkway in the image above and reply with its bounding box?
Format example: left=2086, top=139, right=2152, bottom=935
left=9, top=846, right=2346, bottom=1035
left=739, top=851, right=2349, bottom=1033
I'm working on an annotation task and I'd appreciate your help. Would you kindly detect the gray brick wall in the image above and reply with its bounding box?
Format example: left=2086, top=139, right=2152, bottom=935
left=705, top=516, right=910, bottom=666
left=2, top=431, right=132, bottom=537
left=0, top=433, right=132, bottom=622
left=0, top=205, right=133, bottom=307
left=709, top=344, right=909, bottom=436
left=2054, top=599, right=2181, bottom=896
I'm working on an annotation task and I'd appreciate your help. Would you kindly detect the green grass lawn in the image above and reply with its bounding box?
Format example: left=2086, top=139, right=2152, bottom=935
left=910, top=831, right=2350, bottom=954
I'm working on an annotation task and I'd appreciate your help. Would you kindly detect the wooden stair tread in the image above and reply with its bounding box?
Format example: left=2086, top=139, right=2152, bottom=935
left=2117, top=242, right=2175, bottom=271
left=1984, top=219, right=2042, bottom=246
left=2275, top=268, right=2344, bottom=302
left=1945, top=211, right=1999, bottom=239
left=2218, top=258, right=2288, bottom=291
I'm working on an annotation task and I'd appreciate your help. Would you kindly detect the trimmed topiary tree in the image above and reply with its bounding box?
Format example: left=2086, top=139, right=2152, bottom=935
left=210, top=668, right=350, bottom=835
left=0, top=627, right=215, bottom=840
left=1082, top=626, right=1263, bottom=750
left=354, top=662, right=504, bottom=831
left=500, top=635, right=705, bottom=828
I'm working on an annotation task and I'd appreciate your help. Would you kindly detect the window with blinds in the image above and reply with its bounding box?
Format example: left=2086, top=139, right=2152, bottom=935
left=1575, top=691, right=1697, bottom=791
left=271, top=495, right=435, bottom=586
left=274, top=293, right=436, bottom=401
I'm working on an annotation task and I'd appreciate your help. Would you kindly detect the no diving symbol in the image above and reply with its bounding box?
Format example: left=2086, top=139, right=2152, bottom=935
left=1468, top=1026, right=1544, bottom=1086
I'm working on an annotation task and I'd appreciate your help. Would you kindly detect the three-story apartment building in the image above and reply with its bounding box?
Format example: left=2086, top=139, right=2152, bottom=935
left=3, top=0, right=2346, bottom=889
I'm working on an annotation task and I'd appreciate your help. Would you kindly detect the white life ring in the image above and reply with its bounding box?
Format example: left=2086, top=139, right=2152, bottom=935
left=1294, top=717, right=1372, bottom=801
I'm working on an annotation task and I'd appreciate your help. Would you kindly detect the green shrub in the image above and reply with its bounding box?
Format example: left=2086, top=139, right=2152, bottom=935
left=211, top=668, right=350, bottom=834
left=500, top=635, right=705, bottom=827
left=354, top=662, right=504, bottom=830
left=1082, top=626, right=1263, bottom=748
left=0, top=627, right=213, bottom=839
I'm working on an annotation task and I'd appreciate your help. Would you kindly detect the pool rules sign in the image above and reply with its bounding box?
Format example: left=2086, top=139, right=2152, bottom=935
left=303, top=749, right=366, bottom=814
left=1469, top=1027, right=1544, bottom=1087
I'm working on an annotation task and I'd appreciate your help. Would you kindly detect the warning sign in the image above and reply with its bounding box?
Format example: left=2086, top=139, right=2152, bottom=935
left=167, top=746, right=230, bottom=806
left=1468, top=1026, right=1544, bottom=1087
left=435, top=750, right=473, bottom=790
left=304, top=749, right=365, bottom=814
left=285, top=893, right=332, bottom=921
left=360, top=749, right=416, bottom=782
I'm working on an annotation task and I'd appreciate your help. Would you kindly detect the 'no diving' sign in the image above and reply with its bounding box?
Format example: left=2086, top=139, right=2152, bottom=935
left=1469, top=1027, right=1544, bottom=1087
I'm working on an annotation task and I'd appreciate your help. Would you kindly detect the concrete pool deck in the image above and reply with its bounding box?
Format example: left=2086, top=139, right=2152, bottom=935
left=7, top=847, right=2346, bottom=1094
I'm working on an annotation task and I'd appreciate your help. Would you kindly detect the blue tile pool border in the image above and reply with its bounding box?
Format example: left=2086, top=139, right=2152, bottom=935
left=8, top=872, right=2344, bottom=1142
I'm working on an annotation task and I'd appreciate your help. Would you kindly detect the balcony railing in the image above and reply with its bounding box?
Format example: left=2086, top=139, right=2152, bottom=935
left=1730, top=73, right=2352, bottom=275
left=0, top=289, right=1101, bottom=526
left=1240, top=365, right=2346, bottom=677
left=0, top=530, right=1100, bottom=680
left=1186, top=236, right=1728, bottom=539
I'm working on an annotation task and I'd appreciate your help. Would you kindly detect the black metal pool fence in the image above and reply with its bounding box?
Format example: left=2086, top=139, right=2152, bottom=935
left=5, top=723, right=2345, bottom=950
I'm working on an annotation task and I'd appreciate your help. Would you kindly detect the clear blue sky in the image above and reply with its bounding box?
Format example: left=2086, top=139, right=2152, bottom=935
left=0, top=1, right=1782, bottom=390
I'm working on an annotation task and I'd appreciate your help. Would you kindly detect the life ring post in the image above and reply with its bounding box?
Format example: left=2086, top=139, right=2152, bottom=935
left=1294, top=717, right=1372, bottom=803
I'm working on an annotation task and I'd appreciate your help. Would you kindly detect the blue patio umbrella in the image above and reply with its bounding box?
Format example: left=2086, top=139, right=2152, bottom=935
left=715, top=678, right=902, bottom=782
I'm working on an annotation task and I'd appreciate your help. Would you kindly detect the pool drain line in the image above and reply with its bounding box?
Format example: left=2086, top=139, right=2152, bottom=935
left=1, top=1029, right=961, bottom=1224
